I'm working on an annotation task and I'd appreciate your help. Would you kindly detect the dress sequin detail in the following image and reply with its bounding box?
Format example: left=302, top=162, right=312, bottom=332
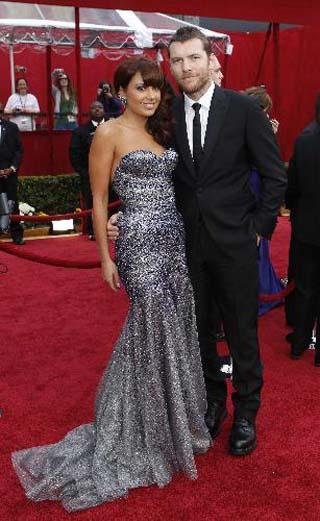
left=12, top=149, right=211, bottom=512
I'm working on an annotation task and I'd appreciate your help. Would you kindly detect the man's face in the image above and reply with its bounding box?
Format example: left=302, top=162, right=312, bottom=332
left=169, top=38, right=213, bottom=96
left=90, top=102, right=104, bottom=120
left=210, top=55, right=223, bottom=86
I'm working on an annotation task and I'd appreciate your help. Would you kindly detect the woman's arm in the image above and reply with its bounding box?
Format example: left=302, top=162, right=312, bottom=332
left=89, top=124, right=120, bottom=291
left=72, top=98, right=78, bottom=116
left=4, top=95, right=15, bottom=114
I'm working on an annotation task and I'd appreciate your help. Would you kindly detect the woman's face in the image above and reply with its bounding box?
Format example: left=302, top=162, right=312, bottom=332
left=59, top=75, right=69, bottom=88
left=123, top=72, right=161, bottom=118
left=17, top=79, right=27, bottom=94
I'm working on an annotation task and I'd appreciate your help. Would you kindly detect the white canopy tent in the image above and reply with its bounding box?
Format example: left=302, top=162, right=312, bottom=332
left=0, top=3, right=232, bottom=93
left=0, top=3, right=231, bottom=48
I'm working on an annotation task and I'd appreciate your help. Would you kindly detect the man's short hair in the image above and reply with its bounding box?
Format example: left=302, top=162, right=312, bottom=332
left=168, top=27, right=212, bottom=57
left=90, top=101, right=103, bottom=109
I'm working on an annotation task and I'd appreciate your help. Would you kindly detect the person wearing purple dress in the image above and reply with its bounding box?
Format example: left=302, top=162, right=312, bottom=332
left=244, top=86, right=283, bottom=316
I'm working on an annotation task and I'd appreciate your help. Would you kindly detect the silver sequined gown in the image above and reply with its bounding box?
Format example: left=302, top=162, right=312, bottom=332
left=12, top=149, right=211, bottom=512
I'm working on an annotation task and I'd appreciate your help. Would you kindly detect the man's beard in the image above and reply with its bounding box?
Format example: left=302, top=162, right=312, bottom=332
left=179, top=73, right=211, bottom=96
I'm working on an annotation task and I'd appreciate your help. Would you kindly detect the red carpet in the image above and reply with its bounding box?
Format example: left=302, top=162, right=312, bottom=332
left=1, top=217, right=320, bottom=521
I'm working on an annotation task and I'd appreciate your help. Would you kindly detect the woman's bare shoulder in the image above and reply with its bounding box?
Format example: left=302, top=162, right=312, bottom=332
left=95, top=118, right=126, bottom=141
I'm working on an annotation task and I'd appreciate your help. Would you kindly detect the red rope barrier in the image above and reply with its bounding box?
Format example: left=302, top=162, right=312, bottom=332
left=0, top=200, right=121, bottom=268
left=0, top=234, right=298, bottom=296
left=0, top=242, right=101, bottom=269
left=1, top=200, right=298, bottom=293
left=10, top=200, right=121, bottom=222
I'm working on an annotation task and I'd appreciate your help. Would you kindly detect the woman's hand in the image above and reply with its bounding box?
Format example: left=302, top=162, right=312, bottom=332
left=101, top=259, right=121, bottom=291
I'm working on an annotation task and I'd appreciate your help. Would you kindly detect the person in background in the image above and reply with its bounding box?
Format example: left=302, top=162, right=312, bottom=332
left=0, top=102, right=24, bottom=245
left=302, top=95, right=320, bottom=136
left=69, top=101, right=105, bottom=240
left=97, top=80, right=123, bottom=119
left=285, top=96, right=320, bottom=337
left=210, top=55, right=224, bottom=86
left=52, top=70, right=78, bottom=130
left=243, top=85, right=283, bottom=316
left=4, top=78, right=40, bottom=131
left=286, top=95, right=320, bottom=366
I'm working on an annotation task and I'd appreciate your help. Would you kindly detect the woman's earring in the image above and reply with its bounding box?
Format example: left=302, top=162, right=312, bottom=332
left=119, top=96, right=127, bottom=105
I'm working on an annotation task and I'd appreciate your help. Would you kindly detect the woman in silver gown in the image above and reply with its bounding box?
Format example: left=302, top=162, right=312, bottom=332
left=12, top=57, right=211, bottom=512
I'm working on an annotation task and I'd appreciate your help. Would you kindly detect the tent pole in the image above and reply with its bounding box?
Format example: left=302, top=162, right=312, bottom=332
left=272, top=22, right=280, bottom=115
left=46, top=44, right=54, bottom=174
left=254, top=23, right=272, bottom=84
left=9, top=43, right=15, bottom=94
left=75, top=6, right=82, bottom=124
left=46, top=44, right=53, bottom=131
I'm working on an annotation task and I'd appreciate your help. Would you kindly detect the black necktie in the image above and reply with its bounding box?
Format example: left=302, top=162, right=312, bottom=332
left=192, top=103, right=202, bottom=173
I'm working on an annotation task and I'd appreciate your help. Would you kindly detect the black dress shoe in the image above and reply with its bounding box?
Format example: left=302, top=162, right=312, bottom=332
left=12, top=237, right=25, bottom=245
left=315, top=350, right=320, bottom=367
left=290, top=344, right=308, bottom=360
left=229, top=418, right=256, bottom=456
left=205, top=402, right=227, bottom=439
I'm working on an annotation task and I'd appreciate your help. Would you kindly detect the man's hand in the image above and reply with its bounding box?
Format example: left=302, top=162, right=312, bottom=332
left=107, top=212, right=120, bottom=240
left=1, top=168, right=14, bottom=177
left=0, top=168, right=13, bottom=177
left=270, top=118, right=279, bottom=135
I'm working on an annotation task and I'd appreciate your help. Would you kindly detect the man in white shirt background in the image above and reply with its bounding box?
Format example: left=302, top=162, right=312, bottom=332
left=4, top=78, right=40, bottom=132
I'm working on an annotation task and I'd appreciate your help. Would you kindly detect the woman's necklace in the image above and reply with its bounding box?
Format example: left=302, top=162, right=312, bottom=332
left=117, top=120, right=146, bottom=131
left=18, top=93, right=28, bottom=110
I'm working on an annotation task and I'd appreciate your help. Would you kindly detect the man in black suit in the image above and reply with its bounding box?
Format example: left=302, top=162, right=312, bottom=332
left=286, top=99, right=320, bottom=367
left=69, top=101, right=105, bottom=239
left=285, top=95, right=320, bottom=331
left=0, top=103, right=24, bottom=245
left=168, top=28, right=287, bottom=455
